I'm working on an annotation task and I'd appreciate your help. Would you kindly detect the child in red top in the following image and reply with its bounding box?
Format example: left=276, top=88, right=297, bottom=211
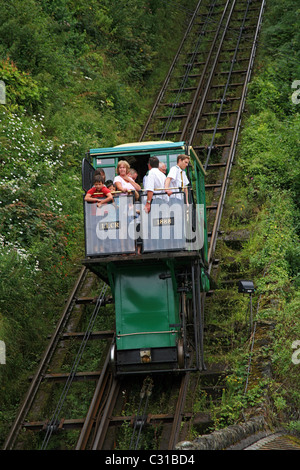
left=84, top=175, right=113, bottom=207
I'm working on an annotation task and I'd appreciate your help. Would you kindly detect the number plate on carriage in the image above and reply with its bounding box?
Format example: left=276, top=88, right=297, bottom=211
left=98, top=221, right=120, bottom=230
left=153, top=217, right=174, bottom=226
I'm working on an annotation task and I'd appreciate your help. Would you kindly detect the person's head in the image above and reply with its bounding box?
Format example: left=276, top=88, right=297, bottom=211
left=129, top=168, right=138, bottom=180
left=117, top=160, right=130, bottom=176
left=105, top=180, right=115, bottom=191
left=148, top=156, right=159, bottom=169
left=177, top=154, right=190, bottom=170
left=159, top=162, right=167, bottom=173
left=94, top=168, right=106, bottom=179
left=93, top=174, right=105, bottom=190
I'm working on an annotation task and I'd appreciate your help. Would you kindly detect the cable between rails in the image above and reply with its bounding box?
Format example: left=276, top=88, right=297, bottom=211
left=40, top=283, right=108, bottom=450
left=160, top=0, right=219, bottom=140
left=129, top=377, right=153, bottom=450
left=204, top=0, right=253, bottom=170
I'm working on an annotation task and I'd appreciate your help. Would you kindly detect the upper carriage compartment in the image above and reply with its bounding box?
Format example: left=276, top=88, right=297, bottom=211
left=82, top=141, right=207, bottom=259
left=83, top=141, right=190, bottom=188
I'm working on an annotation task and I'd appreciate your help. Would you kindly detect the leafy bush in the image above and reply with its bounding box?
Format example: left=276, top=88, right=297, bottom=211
left=0, top=106, right=83, bottom=414
left=0, top=0, right=194, bottom=444
left=239, top=111, right=300, bottom=206
left=210, top=0, right=300, bottom=429
left=0, top=59, right=44, bottom=112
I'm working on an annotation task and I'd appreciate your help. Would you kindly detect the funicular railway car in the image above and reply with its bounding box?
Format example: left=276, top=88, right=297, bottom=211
left=82, top=141, right=210, bottom=374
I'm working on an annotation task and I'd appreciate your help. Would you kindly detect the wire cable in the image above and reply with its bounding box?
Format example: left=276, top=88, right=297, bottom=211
left=204, top=0, right=252, bottom=170
left=160, top=0, right=218, bottom=140
left=129, top=377, right=153, bottom=450
left=40, top=283, right=108, bottom=449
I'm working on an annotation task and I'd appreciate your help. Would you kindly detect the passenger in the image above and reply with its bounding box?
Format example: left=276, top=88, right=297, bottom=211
left=84, top=175, right=114, bottom=253
left=159, top=162, right=167, bottom=174
left=113, top=160, right=141, bottom=199
left=125, top=169, right=141, bottom=253
left=94, top=168, right=106, bottom=180
left=128, top=168, right=138, bottom=181
left=142, top=170, right=148, bottom=188
left=105, top=180, right=116, bottom=192
left=144, top=156, right=168, bottom=214
left=104, top=180, right=119, bottom=217
left=84, top=175, right=113, bottom=207
left=165, top=154, right=190, bottom=203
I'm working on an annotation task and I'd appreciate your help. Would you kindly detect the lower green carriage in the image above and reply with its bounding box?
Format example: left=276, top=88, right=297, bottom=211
left=82, top=141, right=210, bottom=374
left=112, top=263, right=180, bottom=371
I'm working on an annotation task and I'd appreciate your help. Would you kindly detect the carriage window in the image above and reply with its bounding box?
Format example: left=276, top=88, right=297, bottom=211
left=95, top=158, right=116, bottom=181
left=157, top=154, right=167, bottom=163
left=101, top=166, right=115, bottom=181
left=96, top=158, right=115, bottom=166
left=168, top=154, right=179, bottom=168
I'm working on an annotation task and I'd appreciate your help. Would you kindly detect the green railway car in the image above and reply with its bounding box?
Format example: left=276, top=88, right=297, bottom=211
left=82, top=141, right=209, bottom=374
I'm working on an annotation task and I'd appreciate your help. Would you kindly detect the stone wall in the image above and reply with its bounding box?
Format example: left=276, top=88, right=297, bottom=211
left=175, top=416, right=266, bottom=450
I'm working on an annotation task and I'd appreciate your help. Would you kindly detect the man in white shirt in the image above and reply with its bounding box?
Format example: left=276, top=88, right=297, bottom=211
left=165, top=154, right=190, bottom=203
left=144, top=156, right=168, bottom=213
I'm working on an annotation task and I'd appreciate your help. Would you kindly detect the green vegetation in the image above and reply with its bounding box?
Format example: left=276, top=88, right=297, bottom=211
left=0, top=0, right=194, bottom=444
left=0, top=0, right=299, bottom=447
left=204, top=0, right=300, bottom=432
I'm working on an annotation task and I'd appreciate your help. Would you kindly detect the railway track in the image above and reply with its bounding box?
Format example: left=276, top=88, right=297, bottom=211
left=4, top=0, right=268, bottom=451
left=3, top=268, right=116, bottom=450
left=141, top=0, right=265, bottom=273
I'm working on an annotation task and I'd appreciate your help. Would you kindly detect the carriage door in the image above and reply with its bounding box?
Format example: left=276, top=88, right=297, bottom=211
left=82, top=157, right=95, bottom=192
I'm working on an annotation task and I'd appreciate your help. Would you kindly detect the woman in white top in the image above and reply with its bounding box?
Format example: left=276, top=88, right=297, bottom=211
left=113, top=160, right=141, bottom=199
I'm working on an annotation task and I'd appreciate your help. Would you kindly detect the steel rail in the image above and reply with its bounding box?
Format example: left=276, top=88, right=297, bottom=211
left=75, top=348, right=113, bottom=450
left=91, top=0, right=266, bottom=450
left=159, top=0, right=221, bottom=140
left=40, top=283, right=109, bottom=449
left=91, top=378, right=120, bottom=450
left=185, top=0, right=237, bottom=145
left=207, top=0, right=266, bottom=270
left=4, top=1, right=266, bottom=452
left=180, top=0, right=233, bottom=141
left=139, top=0, right=204, bottom=142
left=3, top=266, right=88, bottom=450
left=141, top=1, right=233, bottom=142
left=167, top=372, right=191, bottom=449
left=203, top=0, right=253, bottom=170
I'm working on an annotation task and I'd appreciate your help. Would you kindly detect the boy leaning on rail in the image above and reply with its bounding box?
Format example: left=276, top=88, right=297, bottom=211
left=84, top=174, right=113, bottom=207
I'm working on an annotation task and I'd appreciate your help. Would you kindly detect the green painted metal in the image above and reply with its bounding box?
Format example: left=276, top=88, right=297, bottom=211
left=90, top=141, right=185, bottom=155
left=87, top=141, right=209, bottom=264
left=188, top=146, right=208, bottom=264
left=82, top=140, right=211, bottom=363
left=90, top=142, right=186, bottom=177
left=114, top=263, right=179, bottom=351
